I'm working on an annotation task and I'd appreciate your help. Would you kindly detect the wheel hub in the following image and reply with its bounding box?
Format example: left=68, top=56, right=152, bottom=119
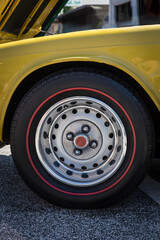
left=62, top=120, right=102, bottom=160
left=74, top=135, right=89, bottom=149
left=35, top=96, right=127, bottom=187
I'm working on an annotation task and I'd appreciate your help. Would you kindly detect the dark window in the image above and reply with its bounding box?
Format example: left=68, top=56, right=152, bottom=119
left=115, top=2, right=132, bottom=24
left=139, top=0, right=160, bottom=25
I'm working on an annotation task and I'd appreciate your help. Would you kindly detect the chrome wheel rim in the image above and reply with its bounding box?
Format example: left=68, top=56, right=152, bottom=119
left=35, top=96, right=127, bottom=187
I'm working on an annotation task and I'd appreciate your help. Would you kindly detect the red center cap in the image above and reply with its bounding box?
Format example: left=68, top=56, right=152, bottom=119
left=74, top=135, right=88, bottom=149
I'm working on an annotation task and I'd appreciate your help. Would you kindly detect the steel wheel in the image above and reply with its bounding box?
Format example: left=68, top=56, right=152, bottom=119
left=36, top=97, right=127, bottom=187
left=11, top=70, right=154, bottom=208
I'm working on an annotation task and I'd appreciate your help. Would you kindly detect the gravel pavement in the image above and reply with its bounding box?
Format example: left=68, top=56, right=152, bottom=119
left=0, top=145, right=160, bottom=240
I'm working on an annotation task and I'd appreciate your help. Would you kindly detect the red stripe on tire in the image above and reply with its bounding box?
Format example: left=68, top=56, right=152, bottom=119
left=26, top=87, right=136, bottom=196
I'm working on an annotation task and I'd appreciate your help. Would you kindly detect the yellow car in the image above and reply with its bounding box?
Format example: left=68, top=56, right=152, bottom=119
left=0, top=0, right=160, bottom=208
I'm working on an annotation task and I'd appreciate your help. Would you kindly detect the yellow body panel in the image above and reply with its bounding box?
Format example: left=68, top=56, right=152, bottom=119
left=0, top=25, right=160, bottom=141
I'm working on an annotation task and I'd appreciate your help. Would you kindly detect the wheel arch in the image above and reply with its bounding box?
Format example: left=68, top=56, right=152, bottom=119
left=3, top=61, right=160, bottom=156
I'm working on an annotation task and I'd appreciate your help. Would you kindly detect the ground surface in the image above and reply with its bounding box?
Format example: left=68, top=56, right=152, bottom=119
left=0, top=145, right=160, bottom=240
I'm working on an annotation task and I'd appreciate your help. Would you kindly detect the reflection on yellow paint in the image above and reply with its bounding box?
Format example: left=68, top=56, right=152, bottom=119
left=137, top=60, right=160, bottom=94
left=132, top=57, right=143, bottom=64
left=139, top=60, right=159, bottom=75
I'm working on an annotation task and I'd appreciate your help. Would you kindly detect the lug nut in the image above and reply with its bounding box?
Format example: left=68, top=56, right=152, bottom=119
left=90, top=140, right=98, bottom=149
left=66, top=132, right=74, bottom=141
left=74, top=149, right=82, bottom=156
left=82, top=125, right=90, bottom=133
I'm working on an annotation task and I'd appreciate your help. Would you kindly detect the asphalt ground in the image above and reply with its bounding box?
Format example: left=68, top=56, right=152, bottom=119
left=0, top=145, right=160, bottom=240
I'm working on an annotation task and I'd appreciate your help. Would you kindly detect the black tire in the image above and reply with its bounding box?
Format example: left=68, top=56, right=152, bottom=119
left=10, top=70, right=154, bottom=208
